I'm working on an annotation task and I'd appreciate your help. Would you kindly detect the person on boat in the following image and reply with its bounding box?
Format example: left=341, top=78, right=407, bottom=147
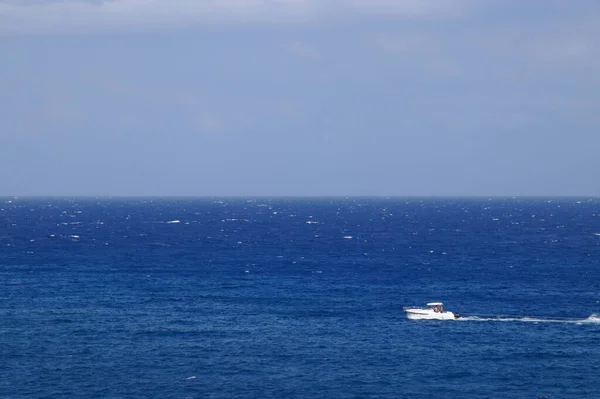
left=439, top=304, right=444, bottom=313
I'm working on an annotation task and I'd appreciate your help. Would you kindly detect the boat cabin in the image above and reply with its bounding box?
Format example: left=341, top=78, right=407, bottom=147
left=426, top=302, right=444, bottom=313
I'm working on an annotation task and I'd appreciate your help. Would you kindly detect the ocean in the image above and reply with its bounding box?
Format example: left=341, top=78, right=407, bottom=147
left=1, top=197, right=599, bottom=398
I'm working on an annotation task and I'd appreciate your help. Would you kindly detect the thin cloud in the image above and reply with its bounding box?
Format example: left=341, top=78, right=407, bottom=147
left=0, top=0, right=475, bottom=34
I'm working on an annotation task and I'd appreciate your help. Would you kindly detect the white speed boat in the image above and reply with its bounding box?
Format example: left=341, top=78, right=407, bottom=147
left=404, top=302, right=460, bottom=320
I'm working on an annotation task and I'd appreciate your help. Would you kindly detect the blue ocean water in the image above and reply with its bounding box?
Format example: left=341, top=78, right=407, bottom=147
left=1, top=197, right=599, bottom=398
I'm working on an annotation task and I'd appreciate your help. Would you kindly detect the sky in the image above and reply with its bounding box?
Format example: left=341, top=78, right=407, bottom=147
left=1, top=0, right=599, bottom=196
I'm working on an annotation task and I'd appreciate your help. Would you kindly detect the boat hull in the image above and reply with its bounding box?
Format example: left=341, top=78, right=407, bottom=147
left=405, top=309, right=457, bottom=320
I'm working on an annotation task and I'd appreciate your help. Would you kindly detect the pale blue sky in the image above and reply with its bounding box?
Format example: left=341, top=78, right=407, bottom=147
left=1, top=0, right=599, bottom=196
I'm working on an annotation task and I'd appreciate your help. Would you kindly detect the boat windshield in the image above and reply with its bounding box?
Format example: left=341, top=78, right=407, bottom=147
left=427, top=302, right=444, bottom=312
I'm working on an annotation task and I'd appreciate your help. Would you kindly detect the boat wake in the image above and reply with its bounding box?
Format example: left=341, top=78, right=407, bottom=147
left=458, top=314, right=600, bottom=324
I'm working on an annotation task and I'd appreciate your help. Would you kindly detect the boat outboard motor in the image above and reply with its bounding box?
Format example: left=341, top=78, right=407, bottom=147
left=454, top=313, right=461, bottom=319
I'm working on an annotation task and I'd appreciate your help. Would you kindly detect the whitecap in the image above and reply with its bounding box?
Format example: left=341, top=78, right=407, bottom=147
left=166, top=220, right=181, bottom=224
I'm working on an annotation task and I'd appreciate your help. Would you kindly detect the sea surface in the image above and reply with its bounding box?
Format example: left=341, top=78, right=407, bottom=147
left=1, top=197, right=600, bottom=398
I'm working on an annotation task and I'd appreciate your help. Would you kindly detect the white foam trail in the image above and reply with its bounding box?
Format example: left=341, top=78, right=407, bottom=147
left=458, top=314, right=600, bottom=324
left=581, top=314, right=600, bottom=324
